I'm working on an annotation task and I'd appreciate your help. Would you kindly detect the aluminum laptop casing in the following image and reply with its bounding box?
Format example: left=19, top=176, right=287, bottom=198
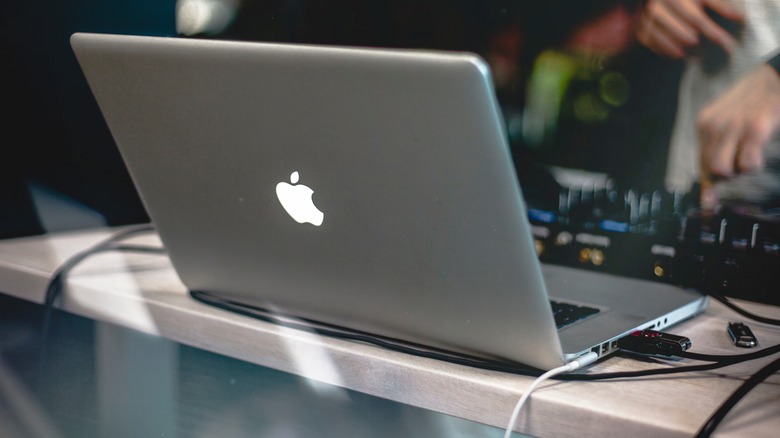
left=71, top=33, right=707, bottom=370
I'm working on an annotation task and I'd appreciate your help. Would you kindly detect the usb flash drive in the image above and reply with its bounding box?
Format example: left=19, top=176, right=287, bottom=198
left=727, top=322, right=758, bottom=348
left=617, top=330, right=692, bottom=356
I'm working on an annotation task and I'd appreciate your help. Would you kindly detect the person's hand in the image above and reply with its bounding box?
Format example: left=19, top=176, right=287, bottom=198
left=636, top=0, right=744, bottom=59
left=697, top=64, right=780, bottom=210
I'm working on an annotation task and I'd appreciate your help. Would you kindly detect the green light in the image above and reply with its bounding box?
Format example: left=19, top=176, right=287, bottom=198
left=598, top=71, right=629, bottom=107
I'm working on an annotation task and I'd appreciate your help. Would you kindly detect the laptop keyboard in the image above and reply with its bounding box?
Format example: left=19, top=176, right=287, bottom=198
left=550, top=300, right=600, bottom=329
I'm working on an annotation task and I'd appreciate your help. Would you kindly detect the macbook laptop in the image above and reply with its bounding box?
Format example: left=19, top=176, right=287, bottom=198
left=70, top=32, right=708, bottom=371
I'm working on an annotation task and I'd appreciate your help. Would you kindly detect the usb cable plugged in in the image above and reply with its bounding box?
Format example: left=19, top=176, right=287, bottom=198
left=617, top=330, right=692, bottom=356
left=503, top=351, right=599, bottom=438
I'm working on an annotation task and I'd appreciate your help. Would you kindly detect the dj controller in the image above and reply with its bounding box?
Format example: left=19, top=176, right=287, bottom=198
left=523, top=168, right=780, bottom=306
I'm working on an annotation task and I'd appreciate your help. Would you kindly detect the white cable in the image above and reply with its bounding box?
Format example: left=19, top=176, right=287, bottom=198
left=503, top=352, right=599, bottom=438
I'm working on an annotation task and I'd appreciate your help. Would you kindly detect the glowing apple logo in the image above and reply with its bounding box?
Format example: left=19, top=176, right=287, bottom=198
left=275, top=171, right=324, bottom=226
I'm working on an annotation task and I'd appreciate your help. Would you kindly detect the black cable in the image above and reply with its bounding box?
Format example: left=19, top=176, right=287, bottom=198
left=694, top=355, right=780, bottom=438
left=41, top=243, right=165, bottom=333
left=41, top=223, right=160, bottom=335
left=558, top=357, right=771, bottom=381
left=190, top=291, right=780, bottom=381
left=709, top=294, right=780, bottom=327
left=189, top=290, right=547, bottom=376
left=675, top=344, right=780, bottom=363
left=37, top=224, right=164, bottom=395
left=42, top=224, right=157, bottom=308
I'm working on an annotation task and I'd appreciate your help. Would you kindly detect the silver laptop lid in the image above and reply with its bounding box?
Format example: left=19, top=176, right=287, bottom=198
left=71, top=32, right=571, bottom=369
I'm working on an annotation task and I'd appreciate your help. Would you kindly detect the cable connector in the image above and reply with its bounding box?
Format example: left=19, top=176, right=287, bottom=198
left=565, top=351, right=599, bottom=371
left=617, top=330, right=691, bottom=356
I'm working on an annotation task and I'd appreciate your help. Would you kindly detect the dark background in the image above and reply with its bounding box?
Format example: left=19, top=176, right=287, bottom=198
left=1, top=0, right=684, bottom=239
left=2, top=0, right=176, bottom=238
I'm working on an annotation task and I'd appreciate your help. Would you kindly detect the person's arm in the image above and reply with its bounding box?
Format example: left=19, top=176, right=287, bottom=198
left=697, top=53, right=780, bottom=210
left=636, top=0, right=744, bottom=59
